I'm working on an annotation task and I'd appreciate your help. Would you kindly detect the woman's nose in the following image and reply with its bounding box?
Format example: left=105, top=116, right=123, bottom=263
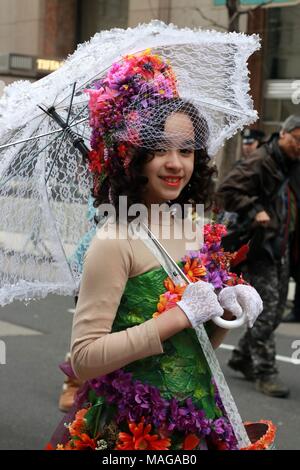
left=164, top=150, right=183, bottom=169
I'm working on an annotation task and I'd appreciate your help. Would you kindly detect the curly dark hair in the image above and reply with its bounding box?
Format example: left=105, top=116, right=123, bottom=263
left=92, top=98, right=217, bottom=219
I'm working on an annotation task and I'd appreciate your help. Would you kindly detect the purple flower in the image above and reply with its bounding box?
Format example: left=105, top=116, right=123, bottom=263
left=168, top=397, right=212, bottom=437
left=207, top=270, right=224, bottom=289
left=87, top=368, right=238, bottom=449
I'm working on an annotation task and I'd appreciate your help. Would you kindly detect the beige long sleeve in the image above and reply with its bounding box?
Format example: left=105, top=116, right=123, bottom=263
left=71, top=234, right=165, bottom=381
left=71, top=217, right=190, bottom=381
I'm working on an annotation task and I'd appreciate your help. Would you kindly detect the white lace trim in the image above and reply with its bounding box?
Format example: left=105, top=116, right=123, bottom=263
left=0, top=20, right=260, bottom=156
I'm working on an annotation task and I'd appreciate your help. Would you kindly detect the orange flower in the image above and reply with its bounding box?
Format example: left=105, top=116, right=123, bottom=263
left=164, top=278, right=186, bottom=297
left=241, top=421, right=276, bottom=450
left=152, top=277, right=187, bottom=318
left=153, top=291, right=181, bottom=318
left=115, top=419, right=171, bottom=450
left=155, top=293, right=169, bottom=315
left=68, top=408, right=88, bottom=437
left=183, top=257, right=206, bottom=282
left=182, top=434, right=200, bottom=450
left=71, top=433, right=97, bottom=450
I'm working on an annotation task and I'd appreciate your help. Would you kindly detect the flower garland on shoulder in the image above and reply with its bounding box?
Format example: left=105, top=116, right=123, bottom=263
left=153, top=223, right=247, bottom=318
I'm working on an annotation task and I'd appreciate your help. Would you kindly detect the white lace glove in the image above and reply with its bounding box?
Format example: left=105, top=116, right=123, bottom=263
left=218, top=285, right=263, bottom=328
left=177, top=281, right=224, bottom=329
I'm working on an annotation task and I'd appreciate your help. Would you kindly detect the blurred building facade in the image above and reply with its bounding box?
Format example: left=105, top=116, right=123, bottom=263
left=262, top=4, right=300, bottom=133
left=0, top=0, right=299, bottom=134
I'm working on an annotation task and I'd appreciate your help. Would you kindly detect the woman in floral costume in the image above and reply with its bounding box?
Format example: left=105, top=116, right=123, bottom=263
left=48, top=51, right=267, bottom=451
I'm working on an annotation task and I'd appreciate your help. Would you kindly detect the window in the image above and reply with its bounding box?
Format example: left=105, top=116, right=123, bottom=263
left=265, top=5, right=300, bottom=80
left=263, top=98, right=300, bottom=134
left=77, top=0, right=129, bottom=43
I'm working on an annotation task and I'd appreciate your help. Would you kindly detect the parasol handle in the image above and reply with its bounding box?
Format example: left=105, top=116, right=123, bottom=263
left=212, top=314, right=246, bottom=329
left=138, top=222, right=247, bottom=330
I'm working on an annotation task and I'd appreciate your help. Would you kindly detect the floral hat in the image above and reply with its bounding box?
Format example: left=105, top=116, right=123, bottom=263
left=86, top=49, right=179, bottom=177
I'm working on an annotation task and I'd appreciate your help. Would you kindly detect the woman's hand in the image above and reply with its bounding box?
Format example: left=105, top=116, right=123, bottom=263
left=177, top=281, right=224, bottom=329
left=218, top=284, right=263, bottom=328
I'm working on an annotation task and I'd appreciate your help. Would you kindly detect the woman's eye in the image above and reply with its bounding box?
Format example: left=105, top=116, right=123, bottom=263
left=180, top=149, right=194, bottom=155
left=155, top=148, right=167, bottom=155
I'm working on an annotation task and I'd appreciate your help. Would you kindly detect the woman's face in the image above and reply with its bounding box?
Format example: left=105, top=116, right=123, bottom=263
left=142, top=112, right=195, bottom=206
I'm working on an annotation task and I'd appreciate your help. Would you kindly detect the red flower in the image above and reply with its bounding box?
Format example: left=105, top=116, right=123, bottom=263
left=204, top=223, right=227, bottom=246
left=226, top=272, right=247, bottom=286
left=44, top=443, right=54, bottom=450
left=182, top=434, right=200, bottom=450
left=209, top=434, right=229, bottom=450
left=59, top=433, right=97, bottom=451
left=231, top=244, right=249, bottom=267
left=88, top=149, right=102, bottom=174
left=117, top=143, right=128, bottom=159
left=115, top=419, right=171, bottom=450
left=71, top=433, right=97, bottom=450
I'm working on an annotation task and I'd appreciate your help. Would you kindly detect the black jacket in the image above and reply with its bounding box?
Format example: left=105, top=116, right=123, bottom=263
left=217, top=135, right=300, bottom=263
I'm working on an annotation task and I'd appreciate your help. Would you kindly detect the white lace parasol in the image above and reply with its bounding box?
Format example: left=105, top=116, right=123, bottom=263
left=0, top=20, right=260, bottom=306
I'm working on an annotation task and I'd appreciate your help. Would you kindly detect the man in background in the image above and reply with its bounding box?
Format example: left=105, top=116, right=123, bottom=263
left=217, top=115, right=300, bottom=398
left=241, top=128, right=266, bottom=158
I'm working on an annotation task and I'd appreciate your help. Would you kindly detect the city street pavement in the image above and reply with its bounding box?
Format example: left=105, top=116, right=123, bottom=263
left=0, top=293, right=300, bottom=450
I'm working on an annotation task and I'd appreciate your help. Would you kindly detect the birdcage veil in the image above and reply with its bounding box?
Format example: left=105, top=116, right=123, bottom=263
left=116, top=40, right=258, bottom=156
